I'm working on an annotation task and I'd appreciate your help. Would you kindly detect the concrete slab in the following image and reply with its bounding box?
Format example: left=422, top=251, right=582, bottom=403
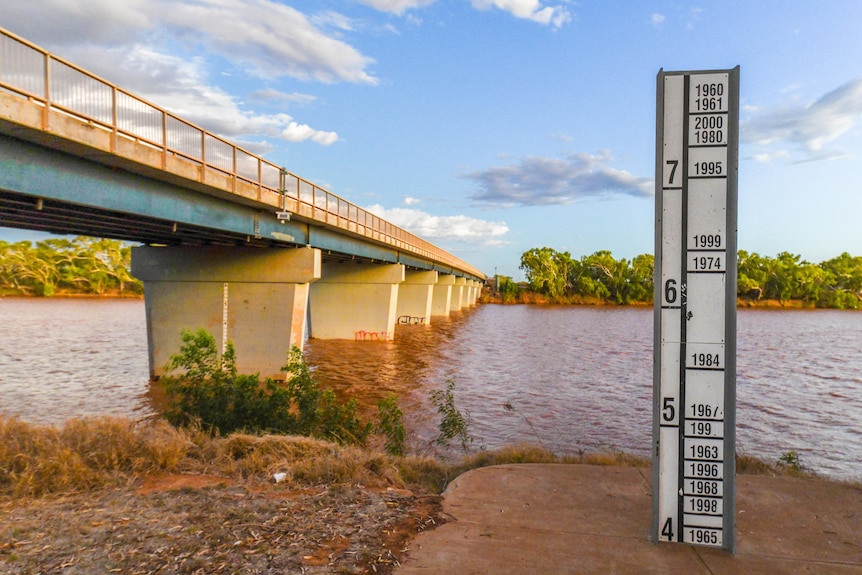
left=395, top=464, right=862, bottom=575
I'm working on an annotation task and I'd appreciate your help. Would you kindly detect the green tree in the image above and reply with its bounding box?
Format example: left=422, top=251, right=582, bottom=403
left=820, top=252, right=862, bottom=309
left=627, top=253, right=655, bottom=303
left=4, top=240, right=72, bottom=296
left=795, top=262, right=832, bottom=305
left=0, top=236, right=142, bottom=296
left=579, top=250, right=634, bottom=303
left=764, top=252, right=802, bottom=301
left=738, top=250, right=767, bottom=300
left=520, top=247, right=568, bottom=298
left=497, top=275, right=520, bottom=303
left=75, top=237, right=138, bottom=294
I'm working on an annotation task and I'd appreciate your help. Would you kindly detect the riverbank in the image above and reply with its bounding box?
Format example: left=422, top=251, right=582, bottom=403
left=0, top=415, right=844, bottom=574
left=0, top=290, right=142, bottom=298
left=479, top=291, right=854, bottom=309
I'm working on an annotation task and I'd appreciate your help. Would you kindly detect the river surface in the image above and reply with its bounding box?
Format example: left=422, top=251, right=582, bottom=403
left=1, top=298, right=860, bottom=481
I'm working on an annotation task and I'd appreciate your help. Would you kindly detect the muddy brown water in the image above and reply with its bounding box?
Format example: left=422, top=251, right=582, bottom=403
left=1, top=298, right=860, bottom=481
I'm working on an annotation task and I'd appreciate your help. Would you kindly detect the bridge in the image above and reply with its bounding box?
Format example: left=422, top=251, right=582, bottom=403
left=0, top=27, right=485, bottom=378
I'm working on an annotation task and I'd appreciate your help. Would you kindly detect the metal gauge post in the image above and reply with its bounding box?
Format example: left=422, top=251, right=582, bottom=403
left=652, top=67, right=739, bottom=553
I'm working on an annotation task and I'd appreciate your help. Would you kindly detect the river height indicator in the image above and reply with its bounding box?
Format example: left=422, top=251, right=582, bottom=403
left=652, top=67, right=739, bottom=553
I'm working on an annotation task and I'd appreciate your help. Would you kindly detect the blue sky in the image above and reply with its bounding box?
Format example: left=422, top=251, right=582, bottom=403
left=2, top=1, right=861, bottom=278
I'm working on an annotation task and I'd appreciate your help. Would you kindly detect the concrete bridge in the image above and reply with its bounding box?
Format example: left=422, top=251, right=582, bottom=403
left=0, top=28, right=485, bottom=378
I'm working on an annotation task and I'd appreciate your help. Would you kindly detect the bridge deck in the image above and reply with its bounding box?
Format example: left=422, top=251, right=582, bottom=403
left=0, top=27, right=484, bottom=280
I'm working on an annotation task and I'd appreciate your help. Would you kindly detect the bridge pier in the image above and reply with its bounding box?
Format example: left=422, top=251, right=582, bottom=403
left=468, top=279, right=482, bottom=306
left=309, top=263, right=405, bottom=340
left=396, top=270, right=437, bottom=326
left=431, top=274, right=455, bottom=317
left=131, top=246, right=321, bottom=379
left=450, top=277, right=468, bottom=312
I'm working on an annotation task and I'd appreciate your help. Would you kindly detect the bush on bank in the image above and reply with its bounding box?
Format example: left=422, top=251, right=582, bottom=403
left=161, top=329, right=374, bottom=445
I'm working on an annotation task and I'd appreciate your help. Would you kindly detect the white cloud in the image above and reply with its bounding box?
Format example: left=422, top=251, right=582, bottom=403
left=248, top=89, right=317, bottom=106
left=364, top=205, right=510, bottom=246
left=470, top=0, right=572, bottom=27
left=750, top=150, right=788, bottom=163
left=465, top=150, right=652, bottom=208
left=404, top=196, right=421, bottom=205
left=106, top=45, right=341, bottom=145
left=742, top=78, right=862, bottom=161
left=651, top=13, right=666, bottom=27
left=311, top=10, right=358, bottom=32
left=160, top=0, right=377, bottom=84
left=4, top=0, right=377, bottom=85
left=1, top=2, right=351, bottom=146
left=359, top=0, right=437, bottom=15
left=281, top=122, right=339, bottom=145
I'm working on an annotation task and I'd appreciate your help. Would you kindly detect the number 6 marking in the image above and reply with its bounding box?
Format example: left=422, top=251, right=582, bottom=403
left=664, top=279, right=678, bottom=304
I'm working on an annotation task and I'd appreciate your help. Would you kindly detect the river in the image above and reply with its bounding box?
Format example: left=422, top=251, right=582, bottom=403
left=1, top=298, right=860, bottom=481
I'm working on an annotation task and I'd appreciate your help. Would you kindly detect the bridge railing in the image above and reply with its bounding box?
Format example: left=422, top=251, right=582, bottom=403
left=0, top=27, right=484, bottom=278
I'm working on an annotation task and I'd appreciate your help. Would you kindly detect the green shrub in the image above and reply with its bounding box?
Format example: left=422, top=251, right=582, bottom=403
left=377, top=393, right=406, bottom=456
left=778, top=450, right=803, bottom=472
left=430, top=380, right=473, bottom=454
left=160, top=329, right=370, bottom=444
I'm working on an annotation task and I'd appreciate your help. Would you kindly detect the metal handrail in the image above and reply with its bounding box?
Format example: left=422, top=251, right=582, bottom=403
left=0, top=27, right=484, bottom=278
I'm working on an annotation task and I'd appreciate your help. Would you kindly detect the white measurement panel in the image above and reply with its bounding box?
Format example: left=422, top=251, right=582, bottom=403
left=653, top=67, right=738, bottom=553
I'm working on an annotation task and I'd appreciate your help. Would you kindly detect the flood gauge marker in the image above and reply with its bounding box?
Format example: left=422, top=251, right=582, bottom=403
left=652, top=67, right=739, bottom=553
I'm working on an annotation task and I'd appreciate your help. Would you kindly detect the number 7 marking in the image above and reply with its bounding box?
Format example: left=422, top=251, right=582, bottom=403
left=666, top=160, right=679, bottom=184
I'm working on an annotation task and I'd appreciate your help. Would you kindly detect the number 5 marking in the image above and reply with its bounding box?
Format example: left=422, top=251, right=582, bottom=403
left=662, top=397, right=676, bottom=422
left=666, top=160, right=679, bottom=184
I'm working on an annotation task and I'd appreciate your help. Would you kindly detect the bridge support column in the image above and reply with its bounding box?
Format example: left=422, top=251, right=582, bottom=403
left=450, top=277, right=468, bottom=312
left=470, top=280, right=482, bottom=305
left=396, top=270, right=437, bottom=326
left=464, top=280, right=475, bottom=307
left=309, top=263, right=404, bottom=340
left=463, top=280, right=474, bottom=307
left=431, top=274, right=455, bottom=317
left=131, top=246, right=321, bottom=379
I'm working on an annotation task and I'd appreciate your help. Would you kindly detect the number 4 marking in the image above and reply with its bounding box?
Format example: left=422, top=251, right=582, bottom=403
left=662, top=517, right=675, bottom=541
left=666, top=160, right=679, bottom=184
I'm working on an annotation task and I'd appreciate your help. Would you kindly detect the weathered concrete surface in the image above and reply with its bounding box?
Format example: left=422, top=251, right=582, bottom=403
left=396, top=464, right=862, bottom=574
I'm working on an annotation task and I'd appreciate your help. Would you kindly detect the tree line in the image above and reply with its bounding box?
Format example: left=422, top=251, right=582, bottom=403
left=506, top=247, right=862, bottom=309
left=0, top=237, right=142, bottom=296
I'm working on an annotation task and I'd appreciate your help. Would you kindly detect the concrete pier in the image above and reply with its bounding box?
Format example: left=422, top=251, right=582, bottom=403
left=131, top=245, right=320, bottom=379
left=395, top=270, right=437, bottom=326
left=308, top=262, right=405, bottom=340
left=450, top=276, right=467, bottom=312
left=431, top=274, right=455, bottom=317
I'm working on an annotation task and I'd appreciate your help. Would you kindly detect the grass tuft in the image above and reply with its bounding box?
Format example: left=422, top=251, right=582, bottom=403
left=0, top=415, right=191, bottom=497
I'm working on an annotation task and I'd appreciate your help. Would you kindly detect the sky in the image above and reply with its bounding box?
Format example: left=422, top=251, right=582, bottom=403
left=2, top=0, right=861, bottom=279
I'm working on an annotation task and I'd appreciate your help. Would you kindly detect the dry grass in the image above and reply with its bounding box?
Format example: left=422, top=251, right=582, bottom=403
left=735, top=452, right=815, bottom=478
left=0, top=414, right=654, bottom=501
left=0, top=415, right=415, bottom=497
left=1, top=414, right=815, bottom=500
left=0, top=415, right=191, bottom=497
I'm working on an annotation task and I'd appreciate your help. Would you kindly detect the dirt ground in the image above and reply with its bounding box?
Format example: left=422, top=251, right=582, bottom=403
left=0, top=473, right=443, bottom=574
